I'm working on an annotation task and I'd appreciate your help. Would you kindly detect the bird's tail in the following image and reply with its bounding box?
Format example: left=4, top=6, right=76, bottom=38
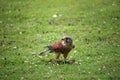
left=39, top=45, right=53, bottom=56
left=40, top=50, right=51, bottom=56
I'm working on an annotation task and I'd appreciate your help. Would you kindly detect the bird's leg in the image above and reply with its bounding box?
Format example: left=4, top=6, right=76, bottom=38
left=63, top=53, right=68, bottom=64
left=55, top=53, right=60, bottom=63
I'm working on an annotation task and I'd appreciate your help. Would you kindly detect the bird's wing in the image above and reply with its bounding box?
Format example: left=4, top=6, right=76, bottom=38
left=52, top=41, right=64, bottom=51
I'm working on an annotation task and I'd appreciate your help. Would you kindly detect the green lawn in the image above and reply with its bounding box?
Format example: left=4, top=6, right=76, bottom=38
left=0, top=0, right=120, bottom=80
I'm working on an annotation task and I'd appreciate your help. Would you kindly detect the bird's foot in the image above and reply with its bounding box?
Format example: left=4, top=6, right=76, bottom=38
left=63, top=60, right=70, bottom=64
left=56, top=59, right=61, bottom=64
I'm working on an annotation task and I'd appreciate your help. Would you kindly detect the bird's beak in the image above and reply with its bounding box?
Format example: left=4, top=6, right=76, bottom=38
left=61, top=38, right=64, bottom=40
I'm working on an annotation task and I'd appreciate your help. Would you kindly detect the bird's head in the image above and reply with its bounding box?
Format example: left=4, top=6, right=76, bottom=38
left=61, top=36, right=73, bottom=45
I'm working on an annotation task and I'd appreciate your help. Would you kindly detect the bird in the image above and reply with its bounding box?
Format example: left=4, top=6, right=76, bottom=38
left=40, top=36, right=75, bottom=62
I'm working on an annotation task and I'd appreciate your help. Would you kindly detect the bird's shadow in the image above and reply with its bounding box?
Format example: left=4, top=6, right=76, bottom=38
left=46, top=59, right=80, bottom=65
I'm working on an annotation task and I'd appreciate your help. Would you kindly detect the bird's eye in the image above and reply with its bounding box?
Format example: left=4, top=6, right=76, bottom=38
left=66, top=38, right=72, bottom=43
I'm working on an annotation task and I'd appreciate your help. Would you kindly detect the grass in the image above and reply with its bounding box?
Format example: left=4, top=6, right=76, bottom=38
left=0, top=0, right=120, bottom=80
